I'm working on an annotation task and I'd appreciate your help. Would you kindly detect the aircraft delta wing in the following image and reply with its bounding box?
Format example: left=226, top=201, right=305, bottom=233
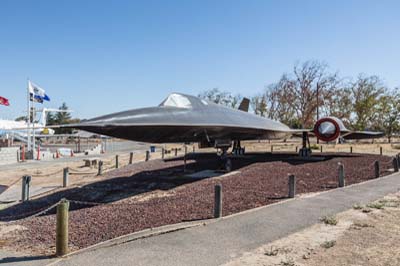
left=61, top=93, right=384, bottom=148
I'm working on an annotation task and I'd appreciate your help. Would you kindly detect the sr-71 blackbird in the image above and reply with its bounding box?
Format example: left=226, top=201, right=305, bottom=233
left=63, top=93, right=383, bottom=170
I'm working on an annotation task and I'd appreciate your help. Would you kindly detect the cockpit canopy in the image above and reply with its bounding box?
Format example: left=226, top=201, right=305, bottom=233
left=159, top=93, right=209, bottom=109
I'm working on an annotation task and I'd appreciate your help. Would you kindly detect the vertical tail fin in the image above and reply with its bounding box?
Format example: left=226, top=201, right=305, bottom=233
left=39, top=108, right=47, bottom=126
left=238, top=98, right=250, bottom=112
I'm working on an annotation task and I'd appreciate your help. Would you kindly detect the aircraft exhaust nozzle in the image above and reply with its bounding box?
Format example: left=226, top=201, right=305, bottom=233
left=313, top=117, right=340, bottom=142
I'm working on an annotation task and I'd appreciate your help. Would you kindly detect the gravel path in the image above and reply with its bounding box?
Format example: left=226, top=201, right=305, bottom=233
left=0, top=152, right=394, bottom=255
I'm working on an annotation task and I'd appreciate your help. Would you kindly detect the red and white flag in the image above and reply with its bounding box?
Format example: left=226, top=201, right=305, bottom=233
left=0, top=96, right=10, bottom=106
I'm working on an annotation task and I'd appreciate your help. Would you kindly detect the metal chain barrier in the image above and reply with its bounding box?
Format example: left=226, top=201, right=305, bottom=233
left=69, top=170, right=98, bottom=175
left=2, top=200, right=61, bottom=224
left=31, top=169, right=64, bottom=177
left=68, top=199, right=105, bottom=206
left=349, top=160, right=378, bottom=172
left=379, top=157, right=396, bottom=167
left=5, top=176, right=22, bottom=188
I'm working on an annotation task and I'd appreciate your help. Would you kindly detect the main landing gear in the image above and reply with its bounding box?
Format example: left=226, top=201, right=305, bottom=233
left=299, top=132, right=312, bottom=157
left=232, top=140, right=245, bottom=155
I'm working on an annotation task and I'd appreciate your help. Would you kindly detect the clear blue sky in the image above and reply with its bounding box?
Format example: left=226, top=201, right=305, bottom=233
left=0, top=0, right=399, bottom=119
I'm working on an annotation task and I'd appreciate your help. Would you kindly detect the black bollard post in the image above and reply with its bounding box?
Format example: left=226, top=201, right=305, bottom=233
left=183, top=145, right=187, bottom=172
left=397, top=153, right=400, bottom=168
left=97, top=160, right=103, bottom=176
left=21, top=175, right=31, bottom=202
left=115, top=155, right=119, bottom=169
left=380, top=146, right=383, bottom=155
left=214, top=184, right=222, bottom=218
left=374, top=161, right=380, bottom=178
left=338, top=163, right=345, bottom=187
left=145, top=150, right=150, bottom=161
left=129, top=152, right=133, bottom=164
left=288, top=174, right=296, bottom=198
left=393, top=158, right=399, bottom=172
left=350, top=146, right=353, bottom=154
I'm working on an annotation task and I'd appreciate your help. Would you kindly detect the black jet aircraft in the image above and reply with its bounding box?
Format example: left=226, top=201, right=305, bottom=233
left=63, top=93, right=383, bottom=169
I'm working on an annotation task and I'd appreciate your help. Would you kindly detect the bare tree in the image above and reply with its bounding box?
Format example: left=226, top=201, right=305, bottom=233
left=277, top=61, right=340, bottom=128
left=198, top=88, right=242, bottom=108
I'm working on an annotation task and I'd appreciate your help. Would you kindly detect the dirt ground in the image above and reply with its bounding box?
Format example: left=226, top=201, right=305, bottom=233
left=2, top=138, right=400, bottom=189
left=0, top=144, right=186, bottom=189
left=0, top=139, right=399, bottom=256
left=0, top=151, right=394, bottom=255
left=224, top=192, right=400, bottom=266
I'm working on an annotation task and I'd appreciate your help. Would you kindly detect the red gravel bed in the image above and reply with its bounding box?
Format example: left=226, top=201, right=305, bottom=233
left=1, top=152, right=394, bottom=254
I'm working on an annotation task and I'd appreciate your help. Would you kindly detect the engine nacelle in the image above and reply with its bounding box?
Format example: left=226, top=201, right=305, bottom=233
left=313, top=117, right=341, bottom=142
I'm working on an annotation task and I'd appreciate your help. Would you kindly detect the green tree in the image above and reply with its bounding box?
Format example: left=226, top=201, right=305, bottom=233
left=15, top=116, right=27, bottom=122
left=46, top=112, right=56, bottom=125
left=53, top=102, right=74, bottom=134
left=349, top=75, right=386, bottom=130
left=373, top=91, right=400, bottom=142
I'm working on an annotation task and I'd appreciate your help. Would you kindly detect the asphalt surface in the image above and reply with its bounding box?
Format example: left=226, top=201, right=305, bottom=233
left=1, top=170, right=398, bottom=266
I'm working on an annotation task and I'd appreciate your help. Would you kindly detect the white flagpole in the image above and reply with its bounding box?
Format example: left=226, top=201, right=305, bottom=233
left=27, top=79, right=31, bottom=152
left=32, top=105, right=36, bottom=155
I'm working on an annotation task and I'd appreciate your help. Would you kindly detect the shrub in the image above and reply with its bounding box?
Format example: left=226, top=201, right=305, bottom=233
left=320, top=215, right=338, bottom=225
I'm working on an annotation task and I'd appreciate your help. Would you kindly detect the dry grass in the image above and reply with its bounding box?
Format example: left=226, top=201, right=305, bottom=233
left=320, top=215, right=338, bottom=226
left=320, top=240, right=336, bottom=249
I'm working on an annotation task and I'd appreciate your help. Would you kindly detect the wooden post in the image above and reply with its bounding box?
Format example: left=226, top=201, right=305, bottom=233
left=271, top=145, right=273, bottom=153
left=338, top=163, right=345, bottom=187
left=214, top=184, right=222, bottom=218
left=21, top=175, right=31, bottom=202
left=288, top=175, right=296, bottom=198
left=380, top=146, right=383, bottom=155
left=174, top=148, right=178, bottom=156
left=295, top=146, right=298, bottom=153
left=161, top=148, right=165, bottom=160
left=56, top=199, right=70, bottom=257
left=393, top=158, right=399, bottom=172
left=320, top=145, right=323, bottom=153
left=115, top=155, right=119, bottom=169
left=350, top=146, right=353, bottom=153
left=97, top=160, right=103, bottom=176
left=374, top=161, right=380, bottom=178
left=63, top=168, right=69, bottom=188
left=145, top=150, right=150, bottom=161
left=129, top=152, right=133, bottom=164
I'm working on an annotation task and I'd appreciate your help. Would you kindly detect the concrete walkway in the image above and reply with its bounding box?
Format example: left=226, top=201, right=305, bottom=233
left=2, top=172, right=400, bottom=266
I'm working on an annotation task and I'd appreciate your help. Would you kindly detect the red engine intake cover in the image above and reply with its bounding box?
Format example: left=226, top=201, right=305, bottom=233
left=313, top=117, right=341, bottom=142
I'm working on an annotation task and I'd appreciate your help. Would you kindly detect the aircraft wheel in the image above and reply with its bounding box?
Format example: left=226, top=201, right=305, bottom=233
left=224, top=158, right=232, bottom=172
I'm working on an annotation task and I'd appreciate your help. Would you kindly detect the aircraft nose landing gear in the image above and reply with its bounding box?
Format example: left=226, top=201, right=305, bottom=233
left=219, top=147, right=232, bottom=172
